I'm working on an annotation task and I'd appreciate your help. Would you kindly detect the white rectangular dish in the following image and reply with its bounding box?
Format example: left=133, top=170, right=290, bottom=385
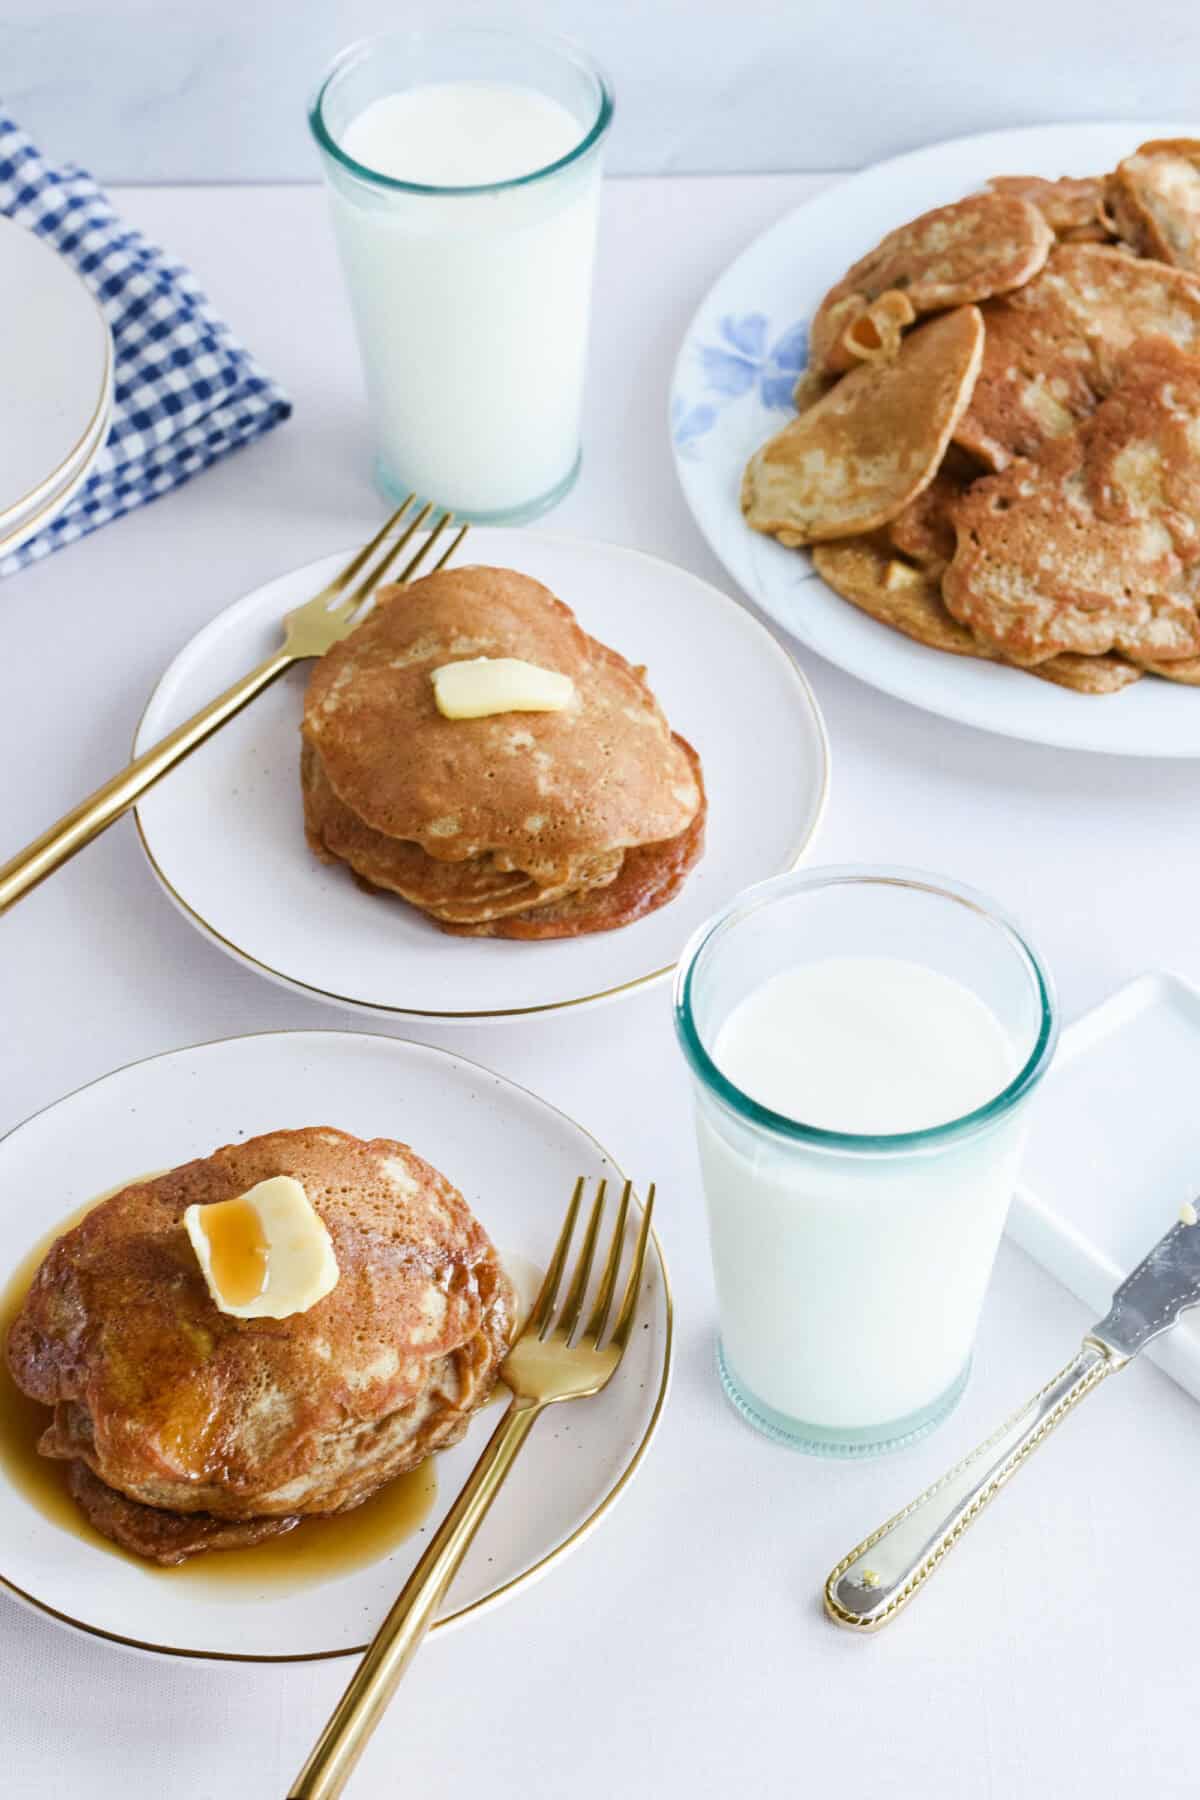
left=1010, top=970, right=1200, bottom=1401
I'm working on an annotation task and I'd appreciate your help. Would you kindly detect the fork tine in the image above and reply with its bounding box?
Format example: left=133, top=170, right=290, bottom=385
left=316, top=498, right=414, bottom=603
left=393, top=508, right=454, bottom=587
left=430, top=521, right=470, bottom=574
left=338, top=500, right=434, bottom=610
left=608, top=1183, right=656, bottom=1351
left=554, top=1179, right=606, bottom=1342
left=583, top=1178, right=631, bottom=1344
left=527, top=1176, right=585, bottom=1337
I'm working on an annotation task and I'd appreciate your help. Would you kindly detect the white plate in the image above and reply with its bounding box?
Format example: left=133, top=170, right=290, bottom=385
left=0, top=216, right=112, bottom=531
left=134, top=530, right=829, bottom=1019
left=0, top=1030, right=670, bottom=1661
left=1011, top=971, right=1200, bottom=1402
left=670, top=121, right=1200, bottom=759
left=0, top=379, right=112, bottom=561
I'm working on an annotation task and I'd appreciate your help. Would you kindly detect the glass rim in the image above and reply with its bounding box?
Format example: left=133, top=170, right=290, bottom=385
left=307, top=26, right=614, bottom=198
left=673, top=864, right=1059, bottom=1155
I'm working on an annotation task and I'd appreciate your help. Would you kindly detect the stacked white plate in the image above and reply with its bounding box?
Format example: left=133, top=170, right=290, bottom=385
left=0, top=215, right=112, bottom=560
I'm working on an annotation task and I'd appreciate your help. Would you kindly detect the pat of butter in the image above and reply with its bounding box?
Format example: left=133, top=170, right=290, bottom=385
left=184, top=1176, right=339, bottom=1320
left=431, top=657, right=574, bottom=720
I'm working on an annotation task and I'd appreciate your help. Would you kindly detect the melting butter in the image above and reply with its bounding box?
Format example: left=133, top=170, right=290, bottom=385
left=184, top=1176, right=338, bottom=1320
left=431, top=656, right=574, bottom=720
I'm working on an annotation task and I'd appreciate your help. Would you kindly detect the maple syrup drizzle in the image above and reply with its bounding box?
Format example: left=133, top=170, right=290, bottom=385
left=196, top=1193, right=270, bottom=1306
left=0, top=1180, right=438, bottom=1590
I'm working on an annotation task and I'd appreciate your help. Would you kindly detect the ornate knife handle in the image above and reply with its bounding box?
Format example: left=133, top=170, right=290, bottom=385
left=825, top=1340, right=1122, bottom=1631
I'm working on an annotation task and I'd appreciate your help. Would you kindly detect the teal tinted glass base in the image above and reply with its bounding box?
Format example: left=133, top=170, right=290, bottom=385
left=375, top=450, right=582, bottom=527
left=717, top=1340, right=971, bottom=1459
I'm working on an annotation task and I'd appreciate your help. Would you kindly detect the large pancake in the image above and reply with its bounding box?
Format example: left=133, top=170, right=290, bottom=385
left=66, top=1460, right=300, bottom=1565
left=303, top=566, right=701, bottom=885
left=742, top=307, right=984, bottom=546
left=986, top=174, right=1110, bottom=241
left=301, top=742, right=621, bottom=925
left=441, top=738, right=708, bottom=939
left=1106, top=139, right=1200, bottom=273
left=7, top=1129, right=516, bottom=1526
left=812, top=536, right=1142, bottom=693
left=954, top=245, right=1200, bottom=469
left=809, top=193, right=1052, bottom=375
left=943, top=339, right=1200, bottom=664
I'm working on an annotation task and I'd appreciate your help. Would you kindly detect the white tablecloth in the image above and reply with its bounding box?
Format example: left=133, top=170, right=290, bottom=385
left=3, top=175, right=1198, bottom=1800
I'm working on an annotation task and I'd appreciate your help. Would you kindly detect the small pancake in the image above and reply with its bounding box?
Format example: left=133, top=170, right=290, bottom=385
left=303, top=567, right=700, bottom=885
left=742, top=307, right=984, bottom=546
left=954, top=245, right=1200, bottom=469
left=66, top=1460, right=300, bottom=1566
left=443, top=740, right=708, bottom=939
left=302, top=742, right=621, bottom=925
left=944, top=339, right=1200, bottom=664
left=1106, top=139, right=1200, bottom=273
left=812, top=536, right=1142, bottom=692
left=986, top=174, right=1110, bottom=240
left=7, top=1129, right=516, bottom=1528
left=809, top=193, right=1052, bottom=375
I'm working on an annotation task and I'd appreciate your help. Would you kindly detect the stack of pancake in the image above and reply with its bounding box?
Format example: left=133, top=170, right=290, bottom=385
left=743, top=138, right=1200, bottom=692
left=302, top=564, right=706, bottom=937
left=5, top=1128, right=515, bottom=1563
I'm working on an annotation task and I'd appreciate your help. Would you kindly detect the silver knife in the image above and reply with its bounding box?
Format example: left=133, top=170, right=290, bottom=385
left=825, top=1204, right=1200, bottom=1631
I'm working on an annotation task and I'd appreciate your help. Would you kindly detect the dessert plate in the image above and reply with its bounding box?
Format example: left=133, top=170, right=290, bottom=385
left=0, top=1030, right=670, bottom=1662
left=0, top=216, right=112, bottom=540
left=133, top=529, right=829, bottom=1018
left=670, top=121, right=1200, bottom=758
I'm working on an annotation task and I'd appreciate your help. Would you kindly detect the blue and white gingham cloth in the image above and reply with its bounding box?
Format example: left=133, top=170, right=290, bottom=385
left=0, top=111, right=291, bottom=575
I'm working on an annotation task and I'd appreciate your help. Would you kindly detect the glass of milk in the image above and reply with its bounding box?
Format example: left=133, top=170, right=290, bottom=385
left=309, top=28, right=612, bottom=522
left=674, top=866, right=1058, bottom=1457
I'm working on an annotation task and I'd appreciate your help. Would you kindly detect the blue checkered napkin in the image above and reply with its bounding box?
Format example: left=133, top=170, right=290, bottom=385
left=0, top=110, right=291, bottom=576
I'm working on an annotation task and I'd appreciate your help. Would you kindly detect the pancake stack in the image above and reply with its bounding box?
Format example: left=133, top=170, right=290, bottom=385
left=743, top=140, right=1200, bottom=692
left=302, top=564, right=706, bottom=938
left=5, top=1128, right=516, bottom=1563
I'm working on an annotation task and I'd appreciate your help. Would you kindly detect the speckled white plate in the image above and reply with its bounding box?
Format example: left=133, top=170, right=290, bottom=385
left=133, top=529, right=829, bottom=1019
left=0, top=1030, right=670, bottom=1661
left=671, top=121, right=1200, bottom=758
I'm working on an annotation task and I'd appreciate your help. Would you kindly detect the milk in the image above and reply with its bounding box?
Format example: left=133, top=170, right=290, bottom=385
left=698, top=957, right=1028, bottom=1437
left=324, top=80, right=603, bottom=519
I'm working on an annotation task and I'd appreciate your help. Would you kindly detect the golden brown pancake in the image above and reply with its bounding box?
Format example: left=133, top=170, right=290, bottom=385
left=954, top=245, right=1200, bottom=470
left=884, top=451, right=979, bottom=572
left=742, top=307, right=984, bottom=546
left=441, top=739, right=707, bottom=938
left=1106, top=139, right=1200, bottom=272
left=6, top=1129, right=515, bottom=1559
left=303, top=566, right=700, bottom=884
left=301, top=742, right=622, bottom=926
left=944, top=339, right=1200, bottom=664
left=809, top=193, right=1052, bottom=375
left=811, top=536, right=1142, bottom=693
left=66, top=1460, right=300, bottom=1562
left=986, top=174, right=1110, bottom=241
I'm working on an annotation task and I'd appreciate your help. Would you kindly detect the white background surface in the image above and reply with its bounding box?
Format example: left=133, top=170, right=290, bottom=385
left=2, top=173, right=1200, bottom=1798
left=5, top=0, right=1200, bottom=180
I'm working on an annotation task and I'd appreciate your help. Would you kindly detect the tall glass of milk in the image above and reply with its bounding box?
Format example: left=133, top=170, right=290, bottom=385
left=309, top=29, right=612, bottom=522
left=674, top=866, right=1058, bottom=1457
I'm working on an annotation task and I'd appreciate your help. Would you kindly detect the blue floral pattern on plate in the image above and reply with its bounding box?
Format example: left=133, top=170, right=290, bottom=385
left=672, top=313, right=808, bottom=458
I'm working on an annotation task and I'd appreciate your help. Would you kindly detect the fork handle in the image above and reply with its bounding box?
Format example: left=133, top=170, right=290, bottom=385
left=288, top=1397, right=541, bottom=1800
left=0, top=647, right=294, bottom=913
left=824, top=1339, right=1123, bottom=1632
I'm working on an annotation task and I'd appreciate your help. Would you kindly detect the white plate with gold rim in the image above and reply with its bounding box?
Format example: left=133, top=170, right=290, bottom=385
left=133, top=529, right=829, bottom=1019
left=0, top=1029, right=670, bottom=1662
left=670, top=121, right=1200, bottom=758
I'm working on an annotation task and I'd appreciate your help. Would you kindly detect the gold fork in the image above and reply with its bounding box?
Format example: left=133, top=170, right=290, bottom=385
left=288, top=1175, right=658, bottom=1800
left=0, top=498, right=468, bottom=913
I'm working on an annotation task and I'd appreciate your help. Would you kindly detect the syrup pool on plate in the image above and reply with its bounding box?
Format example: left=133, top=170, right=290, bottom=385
left=676, top=869, right=1057, bottom=1456
left=311, top=32, right=612, bottom=521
